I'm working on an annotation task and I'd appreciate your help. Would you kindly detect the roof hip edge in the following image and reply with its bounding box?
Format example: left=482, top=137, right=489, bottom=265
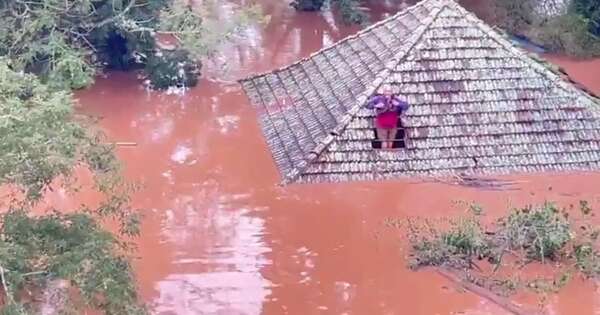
left=238, top=0, right=444, bottom=84
left=282, top=2, right=450, bottom=184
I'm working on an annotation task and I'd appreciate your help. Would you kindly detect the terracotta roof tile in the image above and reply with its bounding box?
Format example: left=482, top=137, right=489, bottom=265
left=239, top=0, right=600, bottom=184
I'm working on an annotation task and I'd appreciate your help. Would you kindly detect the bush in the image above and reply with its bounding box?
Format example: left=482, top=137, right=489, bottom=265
left=406, top=200, right=600, bottom=298
left=498, top=202, right=572, bottom=261
left=0, top=211, right=146, bottom=314
left=290, top=0, right=368, bottom=24
left=494, top=0, right=537, bottom=35
left=409, top=216, right=492, bottom=269
left=409, top=202, right=574, bottom=268
left=535, top=13, right=600, bottom=57
left=336, top=0, right=369, bottom=25
left=574, top=244, right=600, bottom=277
left=0, top=59, right=144, bottom=314
left=494, top=0, right=600, bottom=57
left=570, top=0, right=600, bottom=36
left=144, top=49, right=200, bottom=89
left=291, top=0, right=326, bottom=11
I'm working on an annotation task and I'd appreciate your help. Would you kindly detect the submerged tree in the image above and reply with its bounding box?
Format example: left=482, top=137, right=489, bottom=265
left=0, top=58, right=145, bottom=314
left=491, top=0, right=600, bottom=56
left=0, top=0, right=264, bottom=312
left=147, top=0, right=263, bottom=89
left=0, top=0, right=262, bottom=90
left=291, top=0, right=326, bottom=11
left=291, top=0, right=369, bottom=24
left=570, top=0, right=600, bottom=36
left=406, top=201, right=600, bottom=300
left=292, top=0, right=600, bottom=56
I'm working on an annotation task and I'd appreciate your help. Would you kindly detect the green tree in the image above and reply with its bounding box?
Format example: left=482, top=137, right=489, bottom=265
left=0, top=1, right=263, bottom=313
left=144, top=0, right=263, bottom=89
left=291, top=0, right=368, bottom=24
left=569, top=0, right=600, bottom=37
left=291, top=0, right=326, bottom=11
left=493, top=0, right=600, bottom=57
left=293, top=0, right=600, bottom=56
left=0, top=0, right=262, bottom=90
left=0, top=58, right=143, bottom=314
left=407, top=201, right=600, bottom=298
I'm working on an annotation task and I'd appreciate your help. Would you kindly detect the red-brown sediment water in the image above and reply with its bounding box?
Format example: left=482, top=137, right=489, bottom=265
left=71, top=1, right=600, bottom=314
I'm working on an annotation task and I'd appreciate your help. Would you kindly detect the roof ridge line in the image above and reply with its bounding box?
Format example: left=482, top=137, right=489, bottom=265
left=238, top=0, right=440, bottom=84
left=280, top=2, right=450, bottom=184
left=446, top=1, right=600, bottom=114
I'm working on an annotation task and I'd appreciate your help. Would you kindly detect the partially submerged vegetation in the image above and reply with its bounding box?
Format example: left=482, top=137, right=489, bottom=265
left=293, top=0, right=600, bottom=56
left=406, top=200, right=600, bottom=300
left=292, top=0, right=369, bottom=25
left=0, top=58, right=143, bottom=313
left=0, top=1, right=264, bottom=313
left=0, top=0, right=262, bottom=90
left=495, top=0, right=600, bottom=57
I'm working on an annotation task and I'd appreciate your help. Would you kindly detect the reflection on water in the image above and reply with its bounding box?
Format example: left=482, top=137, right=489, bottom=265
left=72, top=0, right=600, bottom=314
left=170, top=143, right=194, bottom=165
left=216, top=115, right=241, bottom=134
left=153, top=190, right=272, bottom=314
left=148, top=118, right=175, bottom=143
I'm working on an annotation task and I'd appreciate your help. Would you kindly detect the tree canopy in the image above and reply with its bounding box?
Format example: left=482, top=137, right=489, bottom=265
left=292, top=0, right=600, bottom=56
left=0, top=57, right=143, bottom=313
left=292, top=0, right=369, bottom=25
left=495, top=0, right=600, bottom=57
left=0, top=0, right=262, bottom=89
left=0, top=1, right=264, bottom=312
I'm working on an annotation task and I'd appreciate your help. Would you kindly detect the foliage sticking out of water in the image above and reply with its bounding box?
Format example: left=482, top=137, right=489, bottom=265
left=293, top=0, right=600, bottom=56
left=495, top=0, right=600, bottom=57
left=0, top=211, right=146, bottom=315
left=0, top=58, right=144, bottom=314
left=291, top=0, right=369, bottom=25
left=408, top=215, right=493, bottom=270
left=406, top=200, right=600, bottom=297
left=145, top=49, right=200, bottom=90
left=291, top=0, right=326, bottom=11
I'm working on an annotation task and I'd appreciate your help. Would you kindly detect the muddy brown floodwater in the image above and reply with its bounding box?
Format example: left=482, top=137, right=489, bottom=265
left=73, top=0, right=600, bottom=314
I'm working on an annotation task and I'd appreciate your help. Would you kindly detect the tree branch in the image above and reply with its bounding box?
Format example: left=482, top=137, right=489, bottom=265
left=68, top=29, right=97, bottom=52
left=435, top=267, right=541, bottom=315
left=0, top=265, right=15, bottom=304
left=21, top=270, right=46, bottom=277
left=92, top=0, right=136, bottom=29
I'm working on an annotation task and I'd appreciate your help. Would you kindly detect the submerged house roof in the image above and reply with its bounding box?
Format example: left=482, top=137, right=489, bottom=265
left=240, top=0, right=600, bottom=184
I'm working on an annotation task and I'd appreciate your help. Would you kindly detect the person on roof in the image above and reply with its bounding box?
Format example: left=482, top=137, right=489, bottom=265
left=365, top=86, right=409, bottom=149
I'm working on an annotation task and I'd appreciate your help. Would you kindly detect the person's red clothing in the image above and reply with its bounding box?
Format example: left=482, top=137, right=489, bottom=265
left=375, top=111, right=398, bottom=129
left=365, top=94, right=408, bottom=129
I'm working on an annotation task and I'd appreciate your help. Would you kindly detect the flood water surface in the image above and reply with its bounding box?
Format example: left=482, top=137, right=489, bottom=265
left=75, top=1, right=600, bottom=314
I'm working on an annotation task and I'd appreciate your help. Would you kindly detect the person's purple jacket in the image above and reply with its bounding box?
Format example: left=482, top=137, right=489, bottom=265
left=365, top=94, right=410, bottom=115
